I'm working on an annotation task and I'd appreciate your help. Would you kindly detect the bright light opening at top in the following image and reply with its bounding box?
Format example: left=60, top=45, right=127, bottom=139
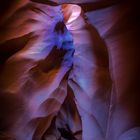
left=62, top=4, right=82, bottom=24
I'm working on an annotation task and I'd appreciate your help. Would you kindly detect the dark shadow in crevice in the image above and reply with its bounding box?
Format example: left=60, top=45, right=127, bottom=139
left=0, top=33, right=32, bottom=72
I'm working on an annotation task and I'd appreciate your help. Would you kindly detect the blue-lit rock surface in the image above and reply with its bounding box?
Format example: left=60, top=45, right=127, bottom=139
left=0, top=0, right=140, bottom=140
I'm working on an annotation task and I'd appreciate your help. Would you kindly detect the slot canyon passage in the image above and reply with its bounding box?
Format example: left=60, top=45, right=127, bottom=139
left=0, top=0, right=140, bottom=140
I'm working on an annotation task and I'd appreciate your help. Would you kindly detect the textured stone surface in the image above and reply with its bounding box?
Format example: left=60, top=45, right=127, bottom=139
left=0, top=0, right=140, bottom=140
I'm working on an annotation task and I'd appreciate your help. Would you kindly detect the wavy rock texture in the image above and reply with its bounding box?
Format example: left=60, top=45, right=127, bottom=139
left=0, top=0, right=140, bottom=140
